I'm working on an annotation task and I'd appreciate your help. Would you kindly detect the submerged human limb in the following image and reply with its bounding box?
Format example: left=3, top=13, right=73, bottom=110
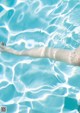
left=0, top=43, right=71, bottom=62
left=0, top=42, right=21, bottom=55
left=20, top=47, right=71, bottom=64
left=70, top=47, right=80, bottom=66
left=16, top=47, right=80, bottom=66
left=0, top=42, right=80, bottom=66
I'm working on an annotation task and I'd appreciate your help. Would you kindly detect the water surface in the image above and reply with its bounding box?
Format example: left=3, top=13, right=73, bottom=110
left=0, top=0, right=80, bottom=113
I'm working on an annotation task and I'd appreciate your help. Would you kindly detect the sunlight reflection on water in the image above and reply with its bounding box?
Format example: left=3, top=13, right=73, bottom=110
left=0, top=0, right=80, bottom=113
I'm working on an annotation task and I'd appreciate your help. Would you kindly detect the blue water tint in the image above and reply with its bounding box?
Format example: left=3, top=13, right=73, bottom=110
left=0, top=9, right=14, bottom=24
left=6, top=104, right=17, bottom=113
left=40, top=0, right=59, bottom=5
left=68, top=74, right=80, bottom=89
left=5, top=67, right=13, bottom=81
left=0, top=85, right=16, bottom=102
left=0, top=5, right=4, bottom=12
left=0, top=28, right=8, bottom=43
left=64, top=97, right=78, bottom=110
left=0, top=0, right=16, bottom=7
left=0, top=81, right=8, bottom=87
left=0, top=0, right=80, bottom=113
left=46, top=25, right=57, bottom=33
left=0, top=64, right=4, bottom=74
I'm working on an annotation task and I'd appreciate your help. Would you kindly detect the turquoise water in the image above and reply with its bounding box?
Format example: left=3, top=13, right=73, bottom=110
left=0, top=0, right=80, bottom=113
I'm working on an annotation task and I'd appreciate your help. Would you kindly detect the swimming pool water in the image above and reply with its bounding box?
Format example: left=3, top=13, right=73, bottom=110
left=0, top=0, right=80, bottom=113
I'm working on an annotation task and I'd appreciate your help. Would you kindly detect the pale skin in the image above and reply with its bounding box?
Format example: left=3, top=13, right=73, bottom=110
left=0, top=42, right=80, bottom=66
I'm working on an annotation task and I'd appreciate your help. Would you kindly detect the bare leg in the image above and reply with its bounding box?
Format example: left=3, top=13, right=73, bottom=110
left=17, top=47, right=80, bottom=66
left=20, top=47, right=71, bottom=64
left=0, top=43, right=21, bottom=56
left=70, top=47, right=80, bottom=66
left=21, top=47, right=80, bottom=66
left=0, top=42, right=80, bottom=66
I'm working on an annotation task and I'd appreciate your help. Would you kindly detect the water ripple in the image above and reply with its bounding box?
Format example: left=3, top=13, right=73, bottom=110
left=0, top=0, right=80, bottom=113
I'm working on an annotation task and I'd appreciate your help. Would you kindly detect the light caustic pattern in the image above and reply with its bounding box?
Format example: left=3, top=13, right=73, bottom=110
left=0, top=0, right=80, bottom=113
